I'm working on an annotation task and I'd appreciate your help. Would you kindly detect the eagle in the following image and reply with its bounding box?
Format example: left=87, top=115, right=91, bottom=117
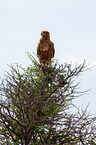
left=37, top=31, right=55, bottom=67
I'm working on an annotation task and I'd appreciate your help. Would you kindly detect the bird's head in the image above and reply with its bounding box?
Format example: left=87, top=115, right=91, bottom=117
left=41, top=31, right=50, bottom=38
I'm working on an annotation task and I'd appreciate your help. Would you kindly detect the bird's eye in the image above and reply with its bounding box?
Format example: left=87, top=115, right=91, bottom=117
left=43, top=32, right=47, bottom=34
left=41, top=31, right=49, bottom=35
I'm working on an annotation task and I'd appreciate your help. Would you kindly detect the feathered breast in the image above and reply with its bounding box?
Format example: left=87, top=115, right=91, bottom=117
left=37, top=31, right=55, bottom=65
left=37, top=40, right=54, bottom=61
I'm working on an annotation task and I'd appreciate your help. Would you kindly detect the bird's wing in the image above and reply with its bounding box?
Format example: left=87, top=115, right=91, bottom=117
left=51, top=42, right=55, bottom=58
left=37, top=43, right=40, bottom=56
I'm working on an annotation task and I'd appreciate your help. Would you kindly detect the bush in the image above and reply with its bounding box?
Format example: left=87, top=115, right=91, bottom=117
left=0, top=52, right=96, bottom=144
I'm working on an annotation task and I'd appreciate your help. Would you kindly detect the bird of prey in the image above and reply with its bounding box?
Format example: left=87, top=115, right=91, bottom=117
left=37, top=31, right=55, bottom=67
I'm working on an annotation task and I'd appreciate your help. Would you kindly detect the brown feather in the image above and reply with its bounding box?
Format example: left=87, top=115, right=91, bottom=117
left=37, top=31, right=55, bottom=66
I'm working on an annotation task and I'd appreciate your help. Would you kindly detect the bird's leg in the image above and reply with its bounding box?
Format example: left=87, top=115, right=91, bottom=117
left=40, top=61, right=48, bottom=75
left=39, top=62, right=46, bottom=74
left=39, top=63, right=43, bottom=74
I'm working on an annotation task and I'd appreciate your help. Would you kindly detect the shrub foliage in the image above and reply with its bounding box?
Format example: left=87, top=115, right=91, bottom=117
left=0, top=52, right=96, bottom=144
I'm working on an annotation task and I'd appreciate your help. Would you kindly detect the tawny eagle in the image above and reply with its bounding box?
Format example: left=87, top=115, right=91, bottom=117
left=37, top=31, right=55, bottom=66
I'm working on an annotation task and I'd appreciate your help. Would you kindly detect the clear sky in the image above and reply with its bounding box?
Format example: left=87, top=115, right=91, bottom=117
left=0, top=0, right=96, bottom=113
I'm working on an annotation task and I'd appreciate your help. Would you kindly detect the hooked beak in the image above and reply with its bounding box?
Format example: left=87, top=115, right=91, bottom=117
left=41, top=32, right=43, bottom=35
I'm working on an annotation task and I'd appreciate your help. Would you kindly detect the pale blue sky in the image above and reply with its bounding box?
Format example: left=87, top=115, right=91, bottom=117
left=0, top=0, right=96, bottom=113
